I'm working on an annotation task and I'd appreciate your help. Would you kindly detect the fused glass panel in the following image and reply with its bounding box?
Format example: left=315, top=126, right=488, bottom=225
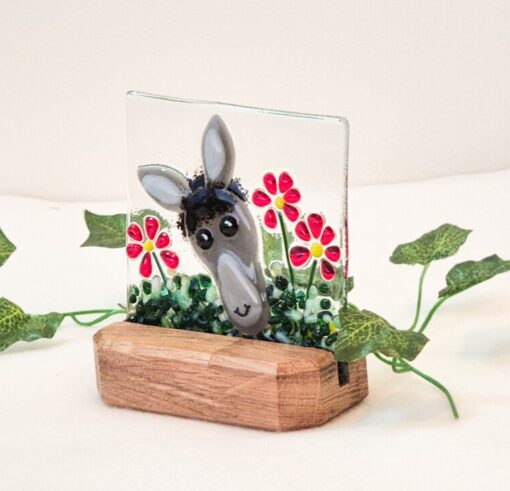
left=126, top=92, right=349, bottom=350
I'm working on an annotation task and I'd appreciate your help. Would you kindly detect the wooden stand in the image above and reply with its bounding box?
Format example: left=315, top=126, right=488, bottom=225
left=94, top=322, right=368, bottom=431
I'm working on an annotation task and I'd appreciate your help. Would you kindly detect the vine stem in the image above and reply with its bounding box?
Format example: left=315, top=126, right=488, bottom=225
left=278, top=211, right=295, bottom=288
left=408, top=263, right=430, bottom=330
left=306, top=260, right=318, bottom=299
left=373, top=352, right=459, bottom=418
left=62, top=308, right=126, bottom=327
left=418, top=295, right=449, bottom=333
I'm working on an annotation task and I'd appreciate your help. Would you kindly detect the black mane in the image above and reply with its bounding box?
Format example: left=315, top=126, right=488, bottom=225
left=177, top=174, right=248, bottom=236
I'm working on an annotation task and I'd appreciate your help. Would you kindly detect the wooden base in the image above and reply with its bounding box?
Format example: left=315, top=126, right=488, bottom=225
left=93, top=322, right=369, bottom=431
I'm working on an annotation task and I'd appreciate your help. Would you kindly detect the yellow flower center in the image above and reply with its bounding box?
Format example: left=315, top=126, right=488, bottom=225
left=310, top=242, right=323, bottom=258
left=143, top=240, right=154, bottom=252
left=275, top=196, right=285, bottom=210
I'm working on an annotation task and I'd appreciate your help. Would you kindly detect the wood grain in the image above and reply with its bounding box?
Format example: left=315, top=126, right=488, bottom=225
left=94, top=322, right=369, bottom=431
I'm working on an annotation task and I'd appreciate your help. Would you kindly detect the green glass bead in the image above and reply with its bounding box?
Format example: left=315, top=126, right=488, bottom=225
left=268, top=315, right=282, bottom=325
left=320, top=298, right=331, bottom=309
left=295, top=290, right=306, bottom=300
left=275, top=276, right=289, bottom=290
left=318, top=282, right=330, bottom=295
left=198, top=274, right=212, bottom=288
left=142, top=281, right=152, bottom=295
left=129, top=294, right=137, bottom=304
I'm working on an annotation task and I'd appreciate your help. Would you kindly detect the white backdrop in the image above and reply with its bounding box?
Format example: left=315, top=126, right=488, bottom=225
left=1, top=0, right=509, bottom=201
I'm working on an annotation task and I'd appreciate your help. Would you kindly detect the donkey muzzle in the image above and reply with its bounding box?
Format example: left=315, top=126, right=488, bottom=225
left=216, top=252, right=268, bottom=335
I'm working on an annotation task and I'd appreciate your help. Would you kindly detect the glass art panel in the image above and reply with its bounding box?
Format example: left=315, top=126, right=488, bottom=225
left=126, top=92, right=349, bottom=351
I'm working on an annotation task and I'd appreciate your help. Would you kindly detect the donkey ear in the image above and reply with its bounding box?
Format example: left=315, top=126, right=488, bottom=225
left=201, top=115, right=235, bottom=187
left=137, top=164, right=190, bottom=212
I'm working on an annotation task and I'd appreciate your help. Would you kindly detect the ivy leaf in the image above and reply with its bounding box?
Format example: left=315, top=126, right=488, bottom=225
left=0, top=228, right=16, bottom=267
left=0, top=298, right=64, bottom=352
left=0, top=297, right=29, bottom=332
left=439, top=254, right=510, bottom=298
left=81, top=210, right=126, bottom=248
left=335, top=308, right=428, bottom=362
left=390, top=224, right=472, bottom=265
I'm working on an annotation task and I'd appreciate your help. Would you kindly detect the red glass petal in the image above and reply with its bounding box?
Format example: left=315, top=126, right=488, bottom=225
left=320, top=259, right=336, bottom=281
left=278, top=172, right=294, bottom=194
left=295, top=220, right=311, bottom=242
left=127, top=223, right=143, bottom=242
left=289, top=246, right=311, bottom=267
left=283, top=188, right=301, bottom=204
left=264, top=209, right=278, bottom=229
left=160, top=250, right=180, bottom=270
left=283, top=204, right=300, bottom=222
left=139, top=252, right=152, bottom=278
left=126, top=243, right=143, bottom=259
left=325, top=245, right=341, bottom=263
left=263, top=172, right=277, bottom=195
left=307, top=213, right=324, bottom=239
left=144, top=216, right=159, bottom=240
left=155, top=232, right=171, bottom=249
left=321, top=226, right=335, bottom=246
left=252, top=189, right=272, bottom=207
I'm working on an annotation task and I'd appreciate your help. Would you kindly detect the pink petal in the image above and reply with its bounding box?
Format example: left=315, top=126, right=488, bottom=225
left=295, top=220, right=311, bottom=242
left=289, top=246, right=311, bottom=267
left=160, top=250, right=179, bottom=270
left=264, top=209, right=278, bottom=229
left=144, top=216, right=159, bottom=240
left=155, top=232, right=171, bottom=249
left=283, top=204, right=300, bottom=222
left=139, top=252, right=152, bottom=278
left=278, top=172, right=294, bottom=193
left=252, top=189, right=271, bottom=207
left=307, top=213, right=324, bottom=239
left=126, top=243, right=143, bottom=259
left=320, top=259, right=336, bottom=281
left=263, top=172, right=277, bottom=195
left=283, top=188, right=301, bottom=204
left=321, top=226, right=335, bottom=245
left=325, top=245, right=341, bottom=263
left=127, top=223, right=143, bottom=242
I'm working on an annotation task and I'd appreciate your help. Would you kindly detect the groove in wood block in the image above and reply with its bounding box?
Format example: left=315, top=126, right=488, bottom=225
left=94, top=322, right=369, bottom=431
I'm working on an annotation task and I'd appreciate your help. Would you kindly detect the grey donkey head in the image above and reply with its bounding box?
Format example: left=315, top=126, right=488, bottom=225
left=137, top=115, right=269, bottom=335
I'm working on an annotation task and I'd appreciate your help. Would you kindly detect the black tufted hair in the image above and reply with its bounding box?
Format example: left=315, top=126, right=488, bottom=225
left=177, top=174, right=248, bottom=236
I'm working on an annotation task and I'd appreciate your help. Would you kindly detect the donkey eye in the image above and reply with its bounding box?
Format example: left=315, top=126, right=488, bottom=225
left=196, top=228, right=214, bottom=250
left=219, top=215, right=238, bottom=237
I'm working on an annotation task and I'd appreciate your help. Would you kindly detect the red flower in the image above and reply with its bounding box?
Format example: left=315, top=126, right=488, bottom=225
left=126, top=215, right=179, bottom=278
left=289, top=213, right=341, bottom=281
left=252, top=171, right=301, bottom=228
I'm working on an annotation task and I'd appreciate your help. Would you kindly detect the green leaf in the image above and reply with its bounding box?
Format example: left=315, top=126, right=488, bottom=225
left=335, top=309, right=428, bottom=362
left=439, top=254, right=510, bottom=298
left=17, top=313, right=65, bottom=343
left=0, top=298, right=64, bottom=352
left=81, top=210, right=126, bottom=248
left=390, top=224, right=472, bottom=265
left=0, top=228, right=16, bottom=267
left=0, top=298, right=29, bottom=332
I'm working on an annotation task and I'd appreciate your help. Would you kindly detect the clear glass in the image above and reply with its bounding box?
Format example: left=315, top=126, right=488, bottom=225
left=126, top=91, right=349, bottom=350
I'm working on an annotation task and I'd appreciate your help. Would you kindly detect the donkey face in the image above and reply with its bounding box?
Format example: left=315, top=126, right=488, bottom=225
left=137, top=115, right=269, bottom=335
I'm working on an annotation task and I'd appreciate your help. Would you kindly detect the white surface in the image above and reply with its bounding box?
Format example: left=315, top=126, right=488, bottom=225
left=2, top=1, right=510, bottom=201
left=0, top=170, right=509, bottom=490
